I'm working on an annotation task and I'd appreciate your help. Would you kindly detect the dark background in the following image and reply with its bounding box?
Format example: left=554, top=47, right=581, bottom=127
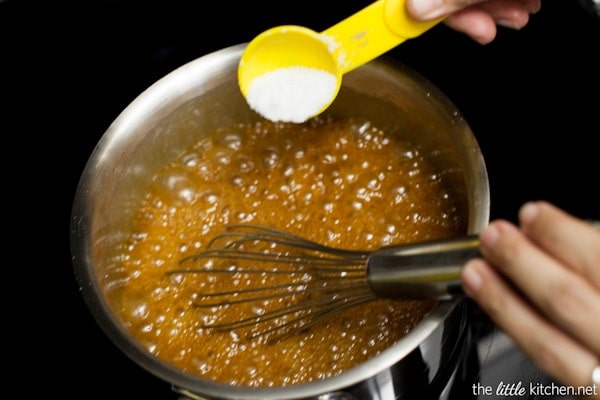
left=3, top=0, right=598, bottom=398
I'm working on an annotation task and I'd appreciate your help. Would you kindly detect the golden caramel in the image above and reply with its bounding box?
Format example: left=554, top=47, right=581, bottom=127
left=107, top=116, right=467, bottom=387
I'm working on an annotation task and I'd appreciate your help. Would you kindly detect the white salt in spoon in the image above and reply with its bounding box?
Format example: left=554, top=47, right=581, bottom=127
left=238, top=0, right=444, bottom=123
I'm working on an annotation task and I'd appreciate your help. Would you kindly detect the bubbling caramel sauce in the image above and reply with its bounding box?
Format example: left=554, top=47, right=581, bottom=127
left=107, top=116, right=468, bottom=387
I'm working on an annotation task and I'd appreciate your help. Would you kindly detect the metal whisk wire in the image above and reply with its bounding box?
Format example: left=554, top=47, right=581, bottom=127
left=170, top=225, right=376, bottom=340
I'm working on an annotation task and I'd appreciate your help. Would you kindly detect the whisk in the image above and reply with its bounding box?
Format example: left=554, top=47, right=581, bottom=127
left=169, top=224, right=480, bottom=340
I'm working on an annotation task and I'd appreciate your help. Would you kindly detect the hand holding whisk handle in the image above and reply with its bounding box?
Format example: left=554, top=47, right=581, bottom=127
left=167, top=224, right=481, bottom=340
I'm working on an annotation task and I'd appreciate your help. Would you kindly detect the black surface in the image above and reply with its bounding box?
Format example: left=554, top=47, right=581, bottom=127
left=4, top=0, right=598, bottom=398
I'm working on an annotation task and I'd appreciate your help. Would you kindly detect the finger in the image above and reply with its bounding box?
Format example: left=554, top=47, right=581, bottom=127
left=407, top=0, right=541, bottom=21
left=444, top=9, right=498, bottom=44
left=440, top=0, right=537, bottom=44
left=405, top=0, right=483, bottom=20
left=486, top=0, right=543, bottom=14
left=476, top=0, right=533, bottom=29
left=519, top=201, right=600, bottom=290
left=461, top=259, right=599, bottom=387
left=479, top=220, right=600, bottom=355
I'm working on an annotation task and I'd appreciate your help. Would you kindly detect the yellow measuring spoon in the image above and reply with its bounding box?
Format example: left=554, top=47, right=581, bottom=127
left=238, top=0, right=444, bottom=123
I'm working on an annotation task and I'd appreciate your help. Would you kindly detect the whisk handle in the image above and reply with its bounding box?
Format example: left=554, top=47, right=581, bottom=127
left=366, top=235, right=481, bottom=300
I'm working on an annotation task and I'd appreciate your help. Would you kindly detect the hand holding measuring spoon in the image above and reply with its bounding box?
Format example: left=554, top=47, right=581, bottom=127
left=238, top=0, right=542, bottom=123
left=407, top=0, right=542, bottom=44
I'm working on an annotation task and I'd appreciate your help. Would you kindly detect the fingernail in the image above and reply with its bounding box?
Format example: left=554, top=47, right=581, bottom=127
left=480, top=223, right=499, bottom=248
left=496, top=19, right=524, bottom=30
left=519, top=201, right=539, bottom=226
left=461, top=262, right=483, bottom=296
left=407, top=0, right=445, bottom=20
